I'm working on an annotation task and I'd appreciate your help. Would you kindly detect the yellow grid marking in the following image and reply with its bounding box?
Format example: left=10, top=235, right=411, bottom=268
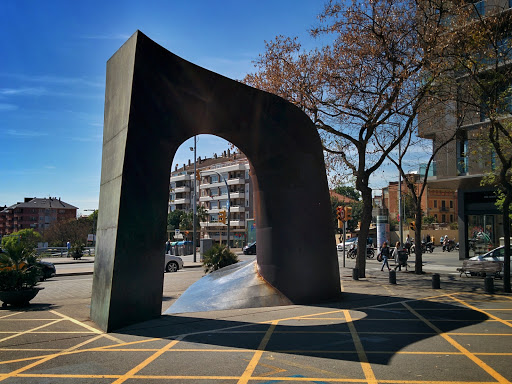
left=1, top=373, right=505, bottom=383
left=237, top=320, right=278, bottom=384
left=110, top=336, right=182, bottom=384
left=0, top=318, right=63, bottom=344
left=403, top=302, right=511, bottom=384
left=447, top=295, right=512, bottom=328
left=344, top=310, right=377, bottom=384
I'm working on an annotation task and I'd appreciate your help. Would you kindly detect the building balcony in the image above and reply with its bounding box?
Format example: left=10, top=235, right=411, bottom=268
left=171, top=174, right=191, bottom=182
left=200, top=220, right=245, bottom=227
left=173, top=186, right=190, bottom=193
left=199, top=192, right=244, bottom=201
left=227, top=177, right=246, bottom=186
left=172, top=198, right=189, bottom=205
left=206, top=206, right=245, bottom=214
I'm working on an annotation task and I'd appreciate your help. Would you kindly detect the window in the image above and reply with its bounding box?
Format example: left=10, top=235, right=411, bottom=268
left=433, top=200, right=437, bottom=208
left=457, top=132, right=468, bottom=175
left=441, top=200, right=446, bottom=209
left=449, top=200, right=453, bottom=209
left=442, top=214, right=446, bottom=223
left=450, top=214, right=454, bottom=222
left=434, top=214, right=438, bottom=221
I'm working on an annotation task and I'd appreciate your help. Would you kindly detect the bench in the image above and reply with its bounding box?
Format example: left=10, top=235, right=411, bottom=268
left=457, top=260, right=503, bottom=279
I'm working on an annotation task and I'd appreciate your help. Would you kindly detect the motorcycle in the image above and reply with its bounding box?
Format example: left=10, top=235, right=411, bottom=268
left=443, top=239, right=456, bottom=252
left=347, top=243, right=374, bottom=259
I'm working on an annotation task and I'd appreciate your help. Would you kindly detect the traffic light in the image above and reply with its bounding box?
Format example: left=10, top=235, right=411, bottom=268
left=195, top=170, right=200, bottom=180
left=410, top=221, right=415, bottom=231
left=345, top=206, right=352, bottom=221
left=219, top=210, right=227, bottom=224
left=336, top=206, right=343, bottom=221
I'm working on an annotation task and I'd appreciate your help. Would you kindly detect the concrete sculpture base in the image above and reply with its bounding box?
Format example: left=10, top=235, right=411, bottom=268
left=165, top=260, right=292, bottom=314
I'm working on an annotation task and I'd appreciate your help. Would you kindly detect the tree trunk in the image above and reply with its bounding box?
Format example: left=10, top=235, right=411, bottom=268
left=356, top=185, right=373, bottom=278
left=414, top=205, right=423, bottom=274
left=503, top=187, right=511, bottom=293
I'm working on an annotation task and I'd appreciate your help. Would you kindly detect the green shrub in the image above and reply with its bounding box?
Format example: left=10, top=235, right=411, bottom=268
left=70, top=243, right=85, bottom=260
left=202, top=244, right=239, bottom=273
left=0, top=241, right=42, bottom=291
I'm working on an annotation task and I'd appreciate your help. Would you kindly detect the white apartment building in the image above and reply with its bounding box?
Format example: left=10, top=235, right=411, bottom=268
left=169, top=150, right=253, bottom=247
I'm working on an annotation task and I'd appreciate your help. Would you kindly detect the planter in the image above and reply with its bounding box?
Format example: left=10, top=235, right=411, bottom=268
left=0, top=287, right=44, bottom=308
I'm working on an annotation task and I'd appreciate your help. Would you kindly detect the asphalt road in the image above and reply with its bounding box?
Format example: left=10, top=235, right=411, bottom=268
left=2, top=249, right=510, bottom=384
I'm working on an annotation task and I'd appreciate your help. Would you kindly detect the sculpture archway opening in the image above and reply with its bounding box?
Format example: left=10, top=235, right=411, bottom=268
left=90, top=31, right=341, bottom=332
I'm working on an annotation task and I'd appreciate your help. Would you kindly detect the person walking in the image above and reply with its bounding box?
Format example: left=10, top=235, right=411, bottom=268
left=392, top=241, right=402, bottom=271
left=165, top=239, right=171, bottom=254
left=405, top=234, right=412, bottom=254
left=379, top=241, right=391, bottom=271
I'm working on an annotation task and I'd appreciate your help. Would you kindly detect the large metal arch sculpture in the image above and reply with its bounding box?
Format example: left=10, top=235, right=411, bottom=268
left=90, top=31, right=341, bottom=332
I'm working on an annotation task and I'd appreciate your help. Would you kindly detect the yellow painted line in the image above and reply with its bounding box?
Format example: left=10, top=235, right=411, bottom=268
left=62, top=334, right=105, bottom=353
left=448, top=333, right=512, bottom=336
left=344, top=310, right=377, bottom=384
left=0, top=331, right=97, bottom=334
left=2, top=373, right=502, bottom=384
left=110, top=336, right=182, bottom=384
left=447, top=295, right=512, bottom=328
left=0, top=312, right=22, bottom=319
left=0, top=319, right=63, bottom=344
left=403, top=302, right=510, bottom=384
left=237, top=320, right=278, bottom=384
left=49, top=309, right=103, bottom=334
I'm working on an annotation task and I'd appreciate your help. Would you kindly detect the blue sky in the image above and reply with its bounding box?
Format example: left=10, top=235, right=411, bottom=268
left=0, top=0, right=325, bottom=213
left=1, top=1, right=429, bottom=214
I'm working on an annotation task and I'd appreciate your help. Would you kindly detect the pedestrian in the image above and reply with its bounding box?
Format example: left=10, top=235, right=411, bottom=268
left=165, top=239, right=171, bottom=254
left=426, top=233, right=431, bottom=243
left=379, top=241, right=391, bottom=271
left=66, top=241, right=71, bottom=257
left=405, top=234, right=411, bottom=254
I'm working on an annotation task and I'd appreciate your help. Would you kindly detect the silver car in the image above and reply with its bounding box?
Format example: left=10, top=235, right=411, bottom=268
left=164, top=254, right=184, bottom=272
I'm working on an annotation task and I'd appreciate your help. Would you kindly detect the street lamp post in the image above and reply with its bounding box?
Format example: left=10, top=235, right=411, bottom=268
left=190, top=136, right=197, bottom=262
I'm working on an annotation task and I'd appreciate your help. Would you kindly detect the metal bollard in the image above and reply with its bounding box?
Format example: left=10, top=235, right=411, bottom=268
left=389, top=270, right=396, bottom=284
left=484, top=276, right=494, bottom=294
left=432, top=274, right=440, bottom=289
left=352, top=268, right=359, bottom=281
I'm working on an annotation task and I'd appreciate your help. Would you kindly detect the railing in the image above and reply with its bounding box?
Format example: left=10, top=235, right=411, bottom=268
left=35, top=247, right=95, bottom=258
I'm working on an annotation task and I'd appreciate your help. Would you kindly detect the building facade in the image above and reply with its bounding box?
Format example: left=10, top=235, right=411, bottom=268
left=0, top=197, right=78, bottom=236
left=418, top=0, right=512, bottom=258
left=169, top=149, right=254, bottom=247
left=382, top=175, right=458, bottom=225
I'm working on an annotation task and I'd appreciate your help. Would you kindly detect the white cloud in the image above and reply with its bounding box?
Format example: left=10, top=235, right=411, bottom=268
left=0, top=87, right=46, bottom=96
left=5, top=129, right=48, bottom=138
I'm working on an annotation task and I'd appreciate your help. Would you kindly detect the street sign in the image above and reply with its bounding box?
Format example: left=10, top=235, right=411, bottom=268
left=175, top=229, right=180, bottom=236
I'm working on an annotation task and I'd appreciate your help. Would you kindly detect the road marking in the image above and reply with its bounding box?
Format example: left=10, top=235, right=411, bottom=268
left=344, top=310, right=377, bottom=384
left=110, top=336, right=183, bottom=384
left=403, top=302, right=511, bottom=384
left=0, top=319, right=63, bottom=344
left=237, top=320, right=278, bottom=384
left=447, top=295, right=512, bottom=328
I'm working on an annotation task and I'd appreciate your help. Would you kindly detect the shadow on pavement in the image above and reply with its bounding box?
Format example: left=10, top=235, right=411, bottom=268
left=115, top=291, right=488, bottom=365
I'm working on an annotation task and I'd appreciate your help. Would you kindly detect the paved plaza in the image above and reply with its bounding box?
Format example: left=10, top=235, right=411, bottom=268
left=0, top=260, right=511, bottom=384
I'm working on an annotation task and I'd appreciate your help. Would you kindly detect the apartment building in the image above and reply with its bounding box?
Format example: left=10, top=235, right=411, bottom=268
left=418, top=0, right=512, bottom=258
left=169, top=149, right=253, bottom=247
left=382, top=174, right=458, bottom=225
left=0, top=197, right=77, bottom=236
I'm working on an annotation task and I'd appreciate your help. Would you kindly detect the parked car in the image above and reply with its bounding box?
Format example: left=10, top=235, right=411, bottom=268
left=469, top=245, right=512, bottom=262
left=467, top=245, right=512, bottom=276
left=337, top=237, right=357, bottom=251
left=243, top=242, right=256, bottom=255
left=164, top=254, right=184, bottom=272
